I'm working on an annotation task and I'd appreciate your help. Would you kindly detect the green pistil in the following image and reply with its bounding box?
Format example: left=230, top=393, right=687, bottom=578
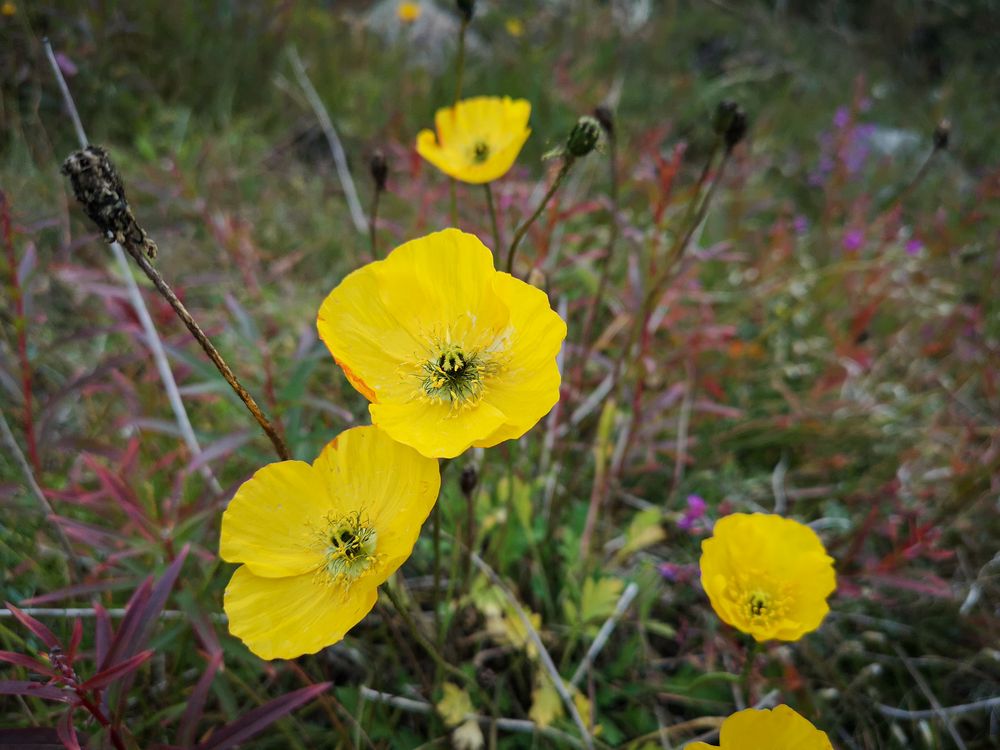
left=473, top=141, right=490, bottom=163
left=324, top=513, right=377, bottom=584
left=422, top=345, right=485, bottom=404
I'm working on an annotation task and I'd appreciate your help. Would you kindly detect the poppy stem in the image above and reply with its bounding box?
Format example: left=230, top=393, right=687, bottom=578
left=117, top=242, right=292, bottom=461
left=369, top=181, right=381, bottom=260
left=484, top=182, right=501, bottom=250
left=740, top=640, right=760, bottom=706
left=505, top=156, right=575, bottom=275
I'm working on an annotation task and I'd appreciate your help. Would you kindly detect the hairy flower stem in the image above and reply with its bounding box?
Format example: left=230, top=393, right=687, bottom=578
left=506, top=156, right=575, bottom=275
left=44, top=39, right=222, bottom=493
left=610, top=148, right=732, bottom=478
left=369, top=183, right=382, bottom=260
left=447, top=17, right=469, bottom=228
left=484, top=182, right=501, bottom=249
left=117, top=242, right=291, bottom=460
left=383, top=583, right=486, bottom=704
left=574, top=132, right=619, bottom=390
left=740, top=640, right=760, bottom=706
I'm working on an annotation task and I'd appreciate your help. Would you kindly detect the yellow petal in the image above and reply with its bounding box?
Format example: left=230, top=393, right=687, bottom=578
left=720, top=706, right=833, bottom=749
left=223, top=565, right=378, bottom=660
left=418, top=97, right=531, bottom=184
left=220, top=461, right=330, bottom=578
left=317, top=257, right=425, bottom=404
left=312, top=425, right=440, bottom=582
left=371, top=398, right=507, bottom=459
left=478, top=271, right=566, bottom=439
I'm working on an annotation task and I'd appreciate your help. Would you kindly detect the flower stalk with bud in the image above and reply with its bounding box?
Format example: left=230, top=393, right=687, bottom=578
left=505, top=115, right=602, bottom=274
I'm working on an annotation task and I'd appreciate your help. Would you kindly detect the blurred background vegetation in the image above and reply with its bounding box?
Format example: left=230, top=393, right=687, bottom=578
left=1, top=1, right=999, bottom=748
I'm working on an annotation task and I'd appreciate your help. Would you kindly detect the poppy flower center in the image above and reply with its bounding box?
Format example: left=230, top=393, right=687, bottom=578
left=472, top=141, right=491, bottom=163
left=422, top=345, right=486, bottom=404
left=322, top=512, right=378, bottom=586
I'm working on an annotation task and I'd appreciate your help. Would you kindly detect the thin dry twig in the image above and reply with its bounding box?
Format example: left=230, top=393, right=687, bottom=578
left=569, top=582, right=639, bottom=688
left=287, top=46, right=368, bottom=235
left=893, top=644, right=968, bottom=750
left=469, top=552, right=595, bottom=750
left=0, top=408, right=82, bottom=581
left=358, top=687, right=585, bottom=748
left=42, top=38, right=223, bottom=491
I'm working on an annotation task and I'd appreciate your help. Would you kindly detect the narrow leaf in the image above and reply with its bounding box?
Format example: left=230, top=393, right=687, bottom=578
left=178, top=652, right=223, bottom=747
left=0, top=681, right=73, bottom=702
left=56, top=710, right=80, bottom=750
left=5, top=602, right=61, bottom=649
left=80, top=649, right=153, bottom=692
left=0, top=650, right=60, bottom=679
left=196, top=683, right=331, bottom=750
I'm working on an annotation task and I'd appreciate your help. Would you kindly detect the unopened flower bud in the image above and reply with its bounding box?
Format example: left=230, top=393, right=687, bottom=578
left=724, top=106, right=748, bottom=150
left=566, top=115, right=601, bottom=158
left=713, top=99, right=738, bottom=137
left=370, top=149, right=388, bottom=192
left=593, top=105, right=614, bottom=139
left=933, top=119, right=950, bottom=150
left=456, top=0, right=474, bottom=22
left=460, top=465, right=478, bottom=497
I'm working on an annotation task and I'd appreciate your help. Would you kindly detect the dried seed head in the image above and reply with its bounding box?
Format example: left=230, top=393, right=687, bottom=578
left=593, top=105, right=615, bottom=139
left=370, top=149, right=388, bottom=191
left=566, top=115, right=601, bottom=158
left=61, top=145, right=157, bottom=259
left=933, top=119, right=951, bottom=151
left=459, top=465, right=478, bottom=497
left=456, top=0, right=474, bottom=22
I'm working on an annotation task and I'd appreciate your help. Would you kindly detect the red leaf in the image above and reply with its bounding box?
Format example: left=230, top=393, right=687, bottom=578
left=0, top=650, right=60, bottom=679
left=66, top=620, right=83, bottom=665
left=22, top=577, right=135, bottom=605
left=56, top=710, right=80, bottom=750
left=80, top=650, right=153, bottom=692
left=195, top=683, right=331, bottom=750
left=178, top=652, right=223, bottom=747
left=5, top=602, right=61, bottom=649
left=94, top=604, right=112, bottom=669
left=0, top=680, right=73, bottom=702
left=98, top=578, right=151, bottom=672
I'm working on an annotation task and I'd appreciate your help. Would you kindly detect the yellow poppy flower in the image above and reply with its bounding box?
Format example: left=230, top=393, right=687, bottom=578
left=317, top=228, right=566, bottom=459
left=416, top=96, right=531, bottom=184
left=220, top=425, right=440, bottom=660
left=397, top=1, right=421, bottom=23
left=699, top=513, right=836, bottom=642
left=687, top=705, right=832, bottom=749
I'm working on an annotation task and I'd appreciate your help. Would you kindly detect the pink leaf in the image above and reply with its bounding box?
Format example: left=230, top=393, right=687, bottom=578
left=80, top=649, right=153, bottom=692
left=5, top=602, right=61, bottom=649
left=0, top=650, right=60, bottom=679
left=56, top=709, right=81, bottom=750
left=196, top=683, right=331, bottom=750
left=0, top=680, right=73, bottom=702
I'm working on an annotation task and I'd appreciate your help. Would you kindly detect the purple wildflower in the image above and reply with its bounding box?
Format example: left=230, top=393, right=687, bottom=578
left=843, top=228, right=864, bottom=252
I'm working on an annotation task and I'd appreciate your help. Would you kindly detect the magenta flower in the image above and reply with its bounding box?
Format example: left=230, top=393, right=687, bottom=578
left=677, top=494, right=707, bottom=533
left=843, top=228, right=864, bottom=252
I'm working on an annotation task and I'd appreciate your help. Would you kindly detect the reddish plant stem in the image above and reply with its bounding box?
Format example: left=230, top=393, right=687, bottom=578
left=0, top=192, right=42, bottom=474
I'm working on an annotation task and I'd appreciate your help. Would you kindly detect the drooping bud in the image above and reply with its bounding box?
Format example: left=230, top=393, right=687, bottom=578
left=593, top=105, right=615, bottom=139
left=713, top=99, right=738, bottom=137
left=566, top=115, right=601, bottom=158
left=932, top=119, right=951, bottom=151
left=460, top=465, right=478, bottom=497
left=370, top=149, right=388, bottom=192
left=723, top=105, right=748, bottom=151
left=456, top=0, right=474, bottom=22
left=61, top=145, right=158, bottom=259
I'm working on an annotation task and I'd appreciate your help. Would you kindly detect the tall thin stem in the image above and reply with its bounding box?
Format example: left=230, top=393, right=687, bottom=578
left=43, top=38, right=222, bottom=492
left=124, top=245, right=291, bottom=459
left=506, top=157, right=575, bottom=275
left=447, top=17, right=469, bottom=228
left=484, top=182, right=501, bottom=249
left=369, top=184, right=382, bottom=260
